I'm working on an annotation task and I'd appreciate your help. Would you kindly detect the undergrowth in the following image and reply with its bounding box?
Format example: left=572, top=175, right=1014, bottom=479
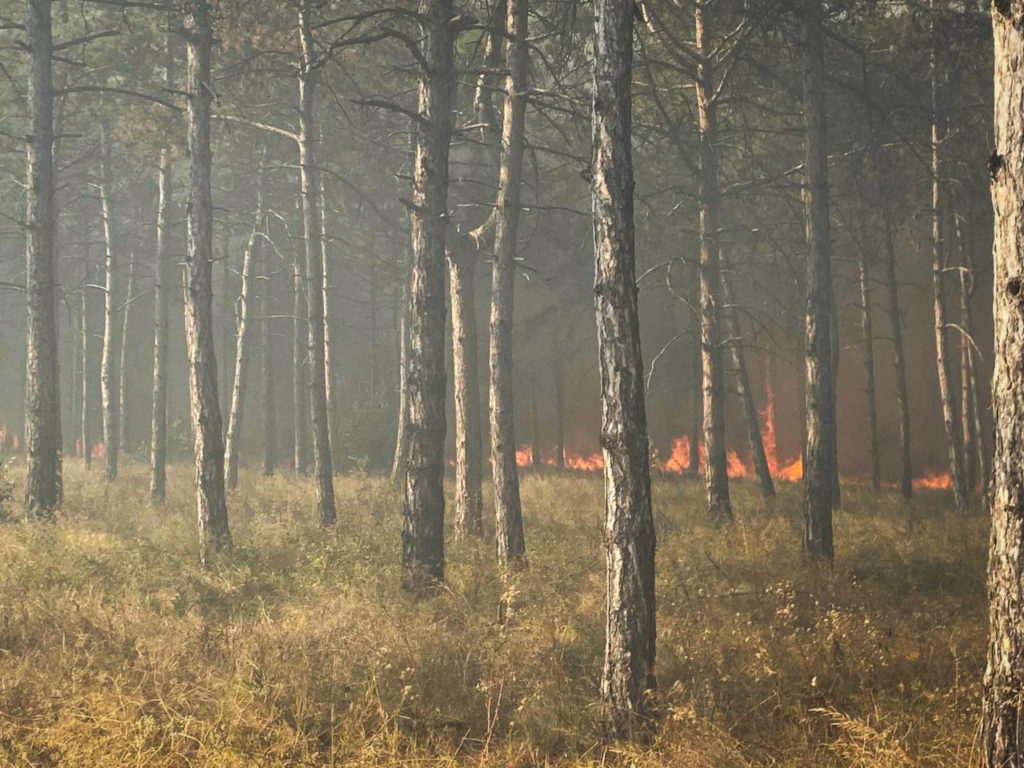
left=0, top=464, right=985, bottom=766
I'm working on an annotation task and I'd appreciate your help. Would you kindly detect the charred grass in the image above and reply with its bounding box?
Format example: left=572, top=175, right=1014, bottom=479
left=0, top=464, right=985, bottom=766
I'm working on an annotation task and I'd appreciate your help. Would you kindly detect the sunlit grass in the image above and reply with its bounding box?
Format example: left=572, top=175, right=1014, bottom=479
left=0, top=462, right=983, bottom=766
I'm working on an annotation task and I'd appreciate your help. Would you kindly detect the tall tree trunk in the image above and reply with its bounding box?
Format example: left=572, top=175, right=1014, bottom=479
left=688, top=263, right=703, bottom=478
left=449, top=247, right=484, bottom=537
left=983, top=6, right=1024, bottom=761
left=830, top=306, right=841, bottom=507
left=953, top=209, right=980, bottom=492
left=293, top=249, right=309, bottom=475
left=695, top=1, right=732, bottom=526
left=883, top=212, right=913, bottom=497
left=298, top=0, right=336, bottom=527
left=118, top=250, right=135, bottom=456
left=99, top=131, right=120, bottom=482
left=530, top=365, right=542, bottom=468
left=489, top=0, right=529, bottom=568
left=800, top=0, right=834, bottom=561
left=722, top=270, right=775, bottom=504
left=449, top=1, right=502, bottom=539
left=319, top=178, right=337, bottom=450
left=72, top=279, right=83, bottom=459
left=593, top=0, right=656, bottom=738
left=81, top=266, right=92, bottom=470
left=224, top=175, right=263, bottom=489
left=553, top=335, right=565, bottom=469
left=390, top=280, right=409, bottom=484
left=151, top=148, right=172, bottom=501
left=857, top=248, right=881, bottom=491
left=260, top=253, right=276, bottom=477
left=24, top=0, right=62, bottom=515
left=219, top=234, right=233, bottom=416
left=402, top=0, right=455, bottom=591
left=151, top=22, right=175, bottom=503
left=184, top=0, right=231, bottom=565
left=929, top=7, right=968, bottom=515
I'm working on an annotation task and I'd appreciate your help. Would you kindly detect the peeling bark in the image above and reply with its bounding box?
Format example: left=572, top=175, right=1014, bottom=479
left=593, top=0, right=656, bottom=739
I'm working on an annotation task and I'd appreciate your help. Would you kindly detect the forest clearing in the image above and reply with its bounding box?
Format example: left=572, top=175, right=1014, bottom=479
left=0, top=464, right=984, bottom=766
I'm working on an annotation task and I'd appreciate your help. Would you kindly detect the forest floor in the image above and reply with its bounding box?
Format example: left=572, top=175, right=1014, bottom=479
left=0, top=463, right=986, bottom=767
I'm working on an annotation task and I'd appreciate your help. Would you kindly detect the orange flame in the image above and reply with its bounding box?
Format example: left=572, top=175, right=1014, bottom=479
left=913, top=470, right=951, bottom=490
left=92, top=441, right=105, bottom=459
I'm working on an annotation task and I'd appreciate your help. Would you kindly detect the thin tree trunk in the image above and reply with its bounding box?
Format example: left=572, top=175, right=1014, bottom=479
left=489, top=0, right=529, bottom=569
left=593, top=0, right=656, bottom=738
left=219, top=233, right=233, bottom=416
left=24, top=0, right=62, bottom=515
left=722, top=270, right=775, bottom=504
left=695, top=1, right=732, bottom=526
left=224, top=173, right=263, bottom=489
left=390, top=281, right=409, bottom=484
left=151, top=147, right=172, bottom=502
left=530, top=365, right=542, bottom=469
left=449, top=1, right=502, bottom=540
left=449, top=248, right=484, bottom=537
left=689, top=284, right=702, bottom=477
left=801, top=0, right=834, bottom=561
left=81, top=266, right=92, bottom=470
left=99, top=130, right=119, bottom=482
left=151, top=22, right=175, bottom=503
left=554, top=335, right=565, bottom=469
left=983, top=6, right=1024, bottom=761
left=953, top=209, right=980, bottom=492
left=856, top=248, right=881, bottom=491
left=72, top=280, right=82, bottom=459
left=260, top=248, right=276, bottom=477
left=830, top=305, right=841, bottom=507
left=293, top=248, right=309, bottom=475
left=319, top=178, right=336, bottom=450
left=402, top=0, right=455, bottom=591
left=118, top=250, right=135, bottom=456
left=298, top=0, right=336, bottom=527
left=883, top=213, right=912, bottom=497
left=929, top=7, right=968, bottom=515
left=184, top=0, right=231, bottom=565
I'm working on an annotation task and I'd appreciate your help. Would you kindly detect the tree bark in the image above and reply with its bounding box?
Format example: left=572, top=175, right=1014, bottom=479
left=224, top=171, right=263, bottom=490
left=593, top=0, right=656, bottom=739
left=722, top=270, right=775, bottom=504
left=530, top=365, right=542, bottom=469
left=151, top=147, right=173, bottom=502
left=260, top=252, right=276, bottom=477
left=800, top=0, right=834, bottom=561
left=292, top=247, right=309, bottom=476
left=118, top=249, right=135, bottom=456
left=554, top=335, right=565, bottom=469
left=953, top=209, right=981, bottom=492
left=24, top=0, right=62, bottom=515
left=390, top=280, right=409, bottom=484
left=184, top=0, right=231, bottom=565
left=448, top=1, right=502, bottom=539
left=688, top=282, right=702, bottom=478
left=319, top=178, right=337, bottom=450
left=489, top=0, right=529, bottom=569
left=298, top=0, right=337, bottom=527
left=983, top=6, right=1024, bottom=762
left=99, top=130, right=120, bottom=482
left=449, top=247, right=484, bottom=537
left=857, top=247, right=881, bottom=492
left=929, top=7, right=968, bottom=515
left=402, top=0, right=455, bottom=592
left=695, top=1, right=732, bottom=526
left=81, top=265, right=92, bottom=470
left=883, top=212, right=913, bottom=497
left=151, top=22, right=175, bottom=503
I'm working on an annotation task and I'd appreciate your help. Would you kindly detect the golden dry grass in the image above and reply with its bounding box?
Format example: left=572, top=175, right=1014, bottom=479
left=0, top=463, right=985, bottom=766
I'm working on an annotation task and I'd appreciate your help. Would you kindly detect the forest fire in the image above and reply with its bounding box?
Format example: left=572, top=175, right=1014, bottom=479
left=913, top=471, right=952, bottom=490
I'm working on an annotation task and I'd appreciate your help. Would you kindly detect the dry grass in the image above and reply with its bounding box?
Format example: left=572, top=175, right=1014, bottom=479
left=0, top=463, right=985, bottom=766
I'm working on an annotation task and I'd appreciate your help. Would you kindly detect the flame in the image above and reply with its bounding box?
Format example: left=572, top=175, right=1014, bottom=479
left=778, top=454, right=803, bottom=482
left=913, top=470, right=951, bottom=490
left=566, top=451, right=604, bottom=471
left=661, top=435, right=692, bottom=473
left=92, top=441, right=105, bottom=459
left=515, top=446, right=532, bottom=468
